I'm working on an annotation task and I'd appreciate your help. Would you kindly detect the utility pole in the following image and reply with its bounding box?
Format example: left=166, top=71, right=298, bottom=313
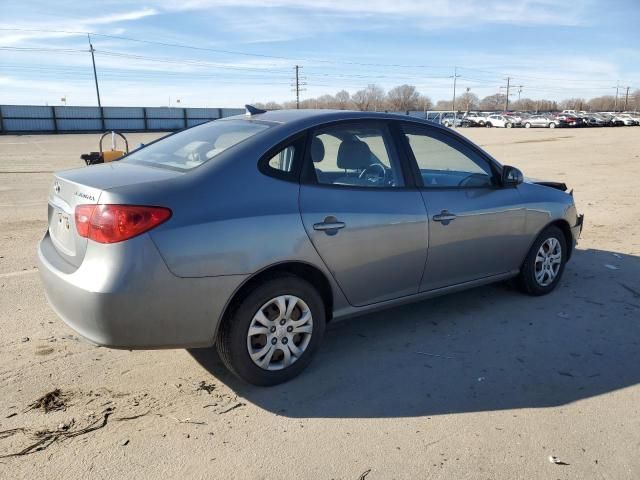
left=517, top=85, right=524, bottom=103
left=291, top=65, right=306, bottom=109
left=624, top=86, right=630, bottom=111
left=88, top=34, right=104, bottom=130
left=504, top=77, right=511, bottom=111
left=88, top=34, right=102, bottom=109
left=613, top=82, right=619, bottom=112
left=450, top=66, right=460, bottom=127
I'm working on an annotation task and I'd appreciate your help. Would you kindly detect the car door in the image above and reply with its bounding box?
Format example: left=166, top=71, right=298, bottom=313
left=398, top=122, right=527, bottom=291
left=299, top=121, right=428, bottom=307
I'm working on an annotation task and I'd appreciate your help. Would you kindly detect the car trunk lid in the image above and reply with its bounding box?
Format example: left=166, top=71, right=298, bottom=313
left=47, top=162, right=181, bottom=267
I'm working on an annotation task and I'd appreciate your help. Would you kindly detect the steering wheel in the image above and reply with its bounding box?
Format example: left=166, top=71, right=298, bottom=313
left=358, top=163, right=388, bottom=185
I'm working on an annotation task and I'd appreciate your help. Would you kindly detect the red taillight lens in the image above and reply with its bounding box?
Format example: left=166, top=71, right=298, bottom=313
left=75, top=205, right=94, bottom=238
left=75, top=204, right=171, bottom=244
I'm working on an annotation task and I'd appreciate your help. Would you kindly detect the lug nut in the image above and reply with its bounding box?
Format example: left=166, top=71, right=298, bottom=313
left=270, top=326, right=276, bottom=333
left=280, top=319, right=286, bottom=326
left=281, top=337, right=288, bottom=344
left=286, top=326, right=293, bottom=333
left=271, top=338, right=277, bottom=345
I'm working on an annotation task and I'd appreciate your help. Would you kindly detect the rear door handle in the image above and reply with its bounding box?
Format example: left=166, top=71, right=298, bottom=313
left=433, top=210, right=457, bottom=225
left=313, top=216, right=345, bottom=234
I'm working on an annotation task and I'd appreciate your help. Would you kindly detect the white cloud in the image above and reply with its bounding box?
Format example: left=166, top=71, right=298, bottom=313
left=160, top=0, right=589, bottom=26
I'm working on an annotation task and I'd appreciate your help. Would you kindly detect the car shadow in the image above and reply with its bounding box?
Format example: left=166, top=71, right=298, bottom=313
left=189, top=248, right=640, bottom=418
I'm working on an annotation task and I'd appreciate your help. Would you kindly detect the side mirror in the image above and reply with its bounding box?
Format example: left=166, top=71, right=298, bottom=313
left=502, top=165, right=523, bottom=186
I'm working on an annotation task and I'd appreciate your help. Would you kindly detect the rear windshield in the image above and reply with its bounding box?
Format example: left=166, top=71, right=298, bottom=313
left=122, top=119, right=273, bottom=171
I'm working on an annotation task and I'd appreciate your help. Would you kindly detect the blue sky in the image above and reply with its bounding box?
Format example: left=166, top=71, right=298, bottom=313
left=1, top=0, right=639, bottom=107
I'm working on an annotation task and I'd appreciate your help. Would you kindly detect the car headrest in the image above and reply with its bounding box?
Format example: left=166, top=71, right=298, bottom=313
left=311, top=137, right=325, bottom=163
left=337, top=139, right=372, bottom=170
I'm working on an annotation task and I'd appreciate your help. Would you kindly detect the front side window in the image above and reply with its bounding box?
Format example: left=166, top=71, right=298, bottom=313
left=402, top=124, right=494, bottom=188
left=123, top=119, right=272, bottom=171
left=310, top=123, right=403, bottom=188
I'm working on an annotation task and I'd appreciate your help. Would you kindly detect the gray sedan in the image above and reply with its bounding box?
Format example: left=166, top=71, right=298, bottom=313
left=38, top=108, right=584, bottom=385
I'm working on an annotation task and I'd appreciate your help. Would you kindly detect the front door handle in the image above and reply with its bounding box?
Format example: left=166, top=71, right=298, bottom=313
left=313, top=216, right=345, bottom=234
left=433, top=210, right=457, bottom=225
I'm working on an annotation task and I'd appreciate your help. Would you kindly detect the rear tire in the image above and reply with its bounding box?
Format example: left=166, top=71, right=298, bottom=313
left=485, top=122, right=492, bottom=128
left=524, top=122, right=531, bottom=128
left=517, top=226, right=567, bottom=296
left=506, top=122, right=513, bottom=128
left=549, top=122, right=556, bottom=129
left=216, top=274, right=326, bottom=386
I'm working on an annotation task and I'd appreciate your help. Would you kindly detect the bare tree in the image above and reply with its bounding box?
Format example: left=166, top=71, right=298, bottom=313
left=479, top=94, right=507, bottom=110
left=587, top=95, right=616, bottom=111
left=435, top=100, right=453, bottom=110
left=334, top=90, right=351, bottom=109
left=456, top=92, right=479, bottom=112
left=415, top=95, right=433, bottom=111
left=386, top=84, right=420, bottom=111
left=352, top=84, right=386, bottom=111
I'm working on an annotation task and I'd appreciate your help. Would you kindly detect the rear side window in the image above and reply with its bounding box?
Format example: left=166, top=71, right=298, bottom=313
left=267, top=145, right=296, bottom=173
left=123, top=119, right=272, bottom=171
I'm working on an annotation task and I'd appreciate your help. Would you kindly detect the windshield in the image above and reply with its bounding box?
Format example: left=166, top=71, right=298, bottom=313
left=122, top=119, right=273, bottom=171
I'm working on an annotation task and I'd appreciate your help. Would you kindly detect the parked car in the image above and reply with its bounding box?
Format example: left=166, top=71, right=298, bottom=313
left=616, top=114, right=639, bottom=126
left=463, top=112, right=488, bottom=126
left=440, top=113, right=466, bottom=127
left=604, top=114, right=625, bottom=126
left=523, top=115, right=560, bottom=128
left=554, top=114, right=581, bottom=127
left=485, top=114, right=516, bottom=128
left=584, top=115, right=607, bottom=127
left=38, top=108, right=584, bottom=386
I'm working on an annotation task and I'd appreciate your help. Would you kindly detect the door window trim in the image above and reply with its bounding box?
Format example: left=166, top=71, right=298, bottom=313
left=395, top=121, right=502, bottom=190
left=300, top=119, right=416, bottom=190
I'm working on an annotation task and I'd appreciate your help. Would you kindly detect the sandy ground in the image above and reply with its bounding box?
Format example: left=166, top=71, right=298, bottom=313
left=0, top=127, right=639, bottom=479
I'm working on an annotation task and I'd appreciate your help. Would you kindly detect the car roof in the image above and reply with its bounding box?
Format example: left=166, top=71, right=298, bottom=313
left=223, top=108, right=437, bottom=130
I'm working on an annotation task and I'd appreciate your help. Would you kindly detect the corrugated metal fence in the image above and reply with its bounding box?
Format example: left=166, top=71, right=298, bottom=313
left=0, top=105, right=245, bottom=134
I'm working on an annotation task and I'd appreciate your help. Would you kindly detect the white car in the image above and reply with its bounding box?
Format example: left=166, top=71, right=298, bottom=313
left=617, top=114, right=639, bottom=126
left=485, top=114, right=516, bottom=128
left=464, top=112, right=488, bottom=126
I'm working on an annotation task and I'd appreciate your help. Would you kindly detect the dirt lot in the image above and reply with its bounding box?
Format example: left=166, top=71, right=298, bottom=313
left=0, top=127, right=638, bottom=479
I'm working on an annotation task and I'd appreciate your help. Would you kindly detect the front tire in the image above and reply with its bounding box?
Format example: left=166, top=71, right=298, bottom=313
left=506, top=122, right=513, bottom=128
left=524, top=122, right=531, bottom=128
left=549, top=122, right=556, bottom=129
left=216, top=274, right=326, bottom=386
left=485, top=122, right=492, bottom=128
left=517, top=226, right=567, bottom=296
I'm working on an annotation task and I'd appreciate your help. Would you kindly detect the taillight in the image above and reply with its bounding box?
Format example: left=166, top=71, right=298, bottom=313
left=75, top=204, right=171, bottom=244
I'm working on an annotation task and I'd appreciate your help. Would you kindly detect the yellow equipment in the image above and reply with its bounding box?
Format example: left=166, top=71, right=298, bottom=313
left=81, top=131, right=129, bottom=165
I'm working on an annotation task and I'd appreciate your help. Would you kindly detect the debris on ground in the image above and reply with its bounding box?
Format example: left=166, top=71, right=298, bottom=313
left=0, top=408, right=113, bottom=458
left=548, top=455, right=570, bottom=465
left=604, top=264, right=619, bottom=270
left=195, top=381, right=217, bottom=394
left=358, top=468, right=372, bottom=480
left=415, top=351, right=455, bottom=359
left=218, top=402, right=245, bottom=415
left=557, top=312, right=570, bottom=319
left=20, top=337, right=29, bottom=343
left=619, top=282, right=640, bottom=298
left=24, top=389, right=67, bottom=413
left=168, top=416, right=207, bottom=425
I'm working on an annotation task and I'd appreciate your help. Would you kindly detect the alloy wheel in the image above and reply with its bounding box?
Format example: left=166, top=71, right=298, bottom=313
left=534, top=238, right=562, bottom=287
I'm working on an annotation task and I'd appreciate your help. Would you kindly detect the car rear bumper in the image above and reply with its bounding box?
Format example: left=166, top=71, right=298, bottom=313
left=38, top=232, right=246, bottom=349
